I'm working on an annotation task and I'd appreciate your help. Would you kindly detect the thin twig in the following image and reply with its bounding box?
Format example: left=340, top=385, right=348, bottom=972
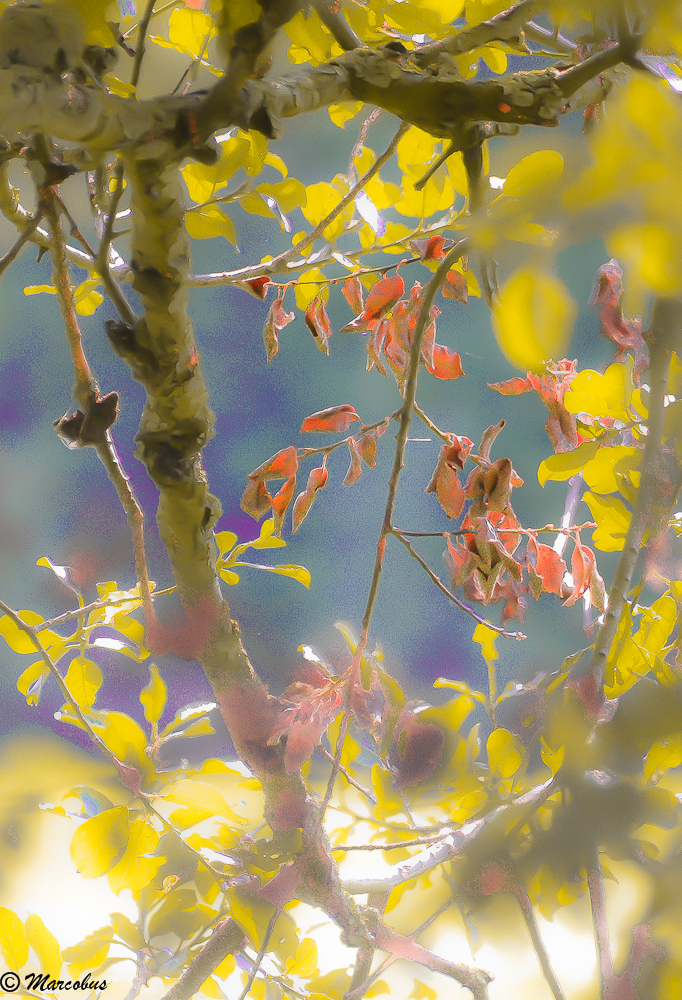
left=0, top=206, right=44, bottom=278
left=130, top=0, right=157, bottom=89
left=236, top=910, right=280, bottom=1000
left=0, top=599, right=120, bottom=766
left=514, top=883, right=567, bottom=1000
left=391, top=530, right=527, bottom=640
left=587, top=855, right=614, bottom=995
left=319, top=745, right=376, bottom=803
left=356, top=240, right=471, bottom=664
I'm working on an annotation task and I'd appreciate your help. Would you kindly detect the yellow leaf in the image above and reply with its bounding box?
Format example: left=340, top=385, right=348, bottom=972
left=240, top=191, right=276, bottom=218
left=302, top=181, right=341, bottom=226
left=487, top=727, right=524, bottom=779
left=609, top=223, right=682, bottom=296
left=167, top=779, right=246, bottom=829
left=235, top=561, right=311, bottom=588
left=397, top=127, right=441, bottom=176
left=364, top=981, right=391, bottom=998
left=74, top=278, right=103, bottom=316
left=582, top=493, right=632, bottom=551
left=563, top=358, right=634, bottom=420
left=540, top=740, right=565, bottom=775
left=329, top=101, right=364, bottom=127
left=23, top=284, right=56, bottom=297
left=285, top=9, right=335, bottom=63
left=481, top=44, right=507, bottom=74
left=65, top=655, right=102, bottom=710
left=17, top=660, right=50, bottom=706
left=70, top=806, right=130, bottom=878
left=25, top=915, right=61, bottom=977
left=0, top=908, right=29, bottom=971
left=98, top=711, right=153, bottom=776
left=62, top=927, right=112, bottom=977
left=258, top=178, right=306, bottom=213
left=537, top=441, right=600, bottom=487
left=492, top=270, right=577, bottom=372
left=0, top=610, right=43, bottom=654
left=645, top=735, right=682, bottom=782
left=264, top=152, right=287, bottom=176
left=229, top=890, right=277, bottom=949
left=472, top=623, right=499, bottom=664
left=502, top=150, right=564, bottom=200
left=582, top=445, right=640, bottom=494
left=107, top=818, right=164, bottom=896
left=409, top=979, right=439, bottom=1000
left=168, top=7, right=216, bottom=59
left=186, top=205, right=237, bottom=243
left=286, top=937, right=318, bottom=978
left=216, top=530, right=238, bottom=556
left=139, top=663, right=167, bottom=725
left=295, top=267, right=326, bottom=309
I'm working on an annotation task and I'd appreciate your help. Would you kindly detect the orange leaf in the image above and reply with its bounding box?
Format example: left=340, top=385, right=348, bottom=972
left=292, top=463, right=328, bottom=533
left=342, top=276, right=364, bottom=315
left=425, top=344, right=464, bottom=380
left=240, top=480, right=272, bottom=520
left=365, top=274, right=404, bottom=320
left=300, top=404, right=360, bottom=433
left=441, top=269, right=468, bottom=302
left=358, top=434, right=377, bottom=467
left=246, top=276, right=271, bottom=299
left=262, top=295, right=295, bottom=363
left=304, top=297, right=333, bottom=354
left=343, top=438, right=363, bottom=486
left=271, top=475, right=297, bottom=519
left=249, top=445, right=299, bottom=481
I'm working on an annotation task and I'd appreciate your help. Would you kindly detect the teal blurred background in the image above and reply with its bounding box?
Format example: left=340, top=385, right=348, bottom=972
left=0, top=42, right=621, bottom=757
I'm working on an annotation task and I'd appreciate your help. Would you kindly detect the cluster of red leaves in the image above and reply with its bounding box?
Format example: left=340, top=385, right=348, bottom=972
left=427, top=420, right=606, bottom=622
left=341, top=273, right=465, bottom=390
left=240, top=404, right=388, bottom=532
left=489, top=359, right=583, bottom=453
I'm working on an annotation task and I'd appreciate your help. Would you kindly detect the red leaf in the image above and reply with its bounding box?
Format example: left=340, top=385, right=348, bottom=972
left=488, top=375, right=533, bottom=396
left=292, top=462, right=328, bottom=533
left=304, top=297, right=333, bottom=354
left=358, top=434, right=377, bottom=467
left=342, top=275, right=364, bottom=315
left=441, top=269, right=468, bottom=302
left=262, top=295, right=295, bottom=362
left=343, top=438, right=363, bottom=486
left=365, top=274, right=404, bottom=320
left=366, top=319, right=389, bottom=376
left=246, top=276, right=271, bottom=299
left=300, top=404, right=360, bottom=434
left=527, top=537, right=567, bottom=598
left=240, top=479, right=273, bottom=520
left=249, top=445, right=299, bottom=481
left=590, top=259, right=648, bottom=373
left=484, top=457, right=513, bottom=512
left=271, top=474, right=297, bottom=519
left=489, top=361, right=582, bottom=454
left=409, top=235, right=446, bottom=260
left=426, top=445, right=466, bottom=519
left=564, top=542, right=595, bottom=606
left=425, top=344, right=464, bottom=380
